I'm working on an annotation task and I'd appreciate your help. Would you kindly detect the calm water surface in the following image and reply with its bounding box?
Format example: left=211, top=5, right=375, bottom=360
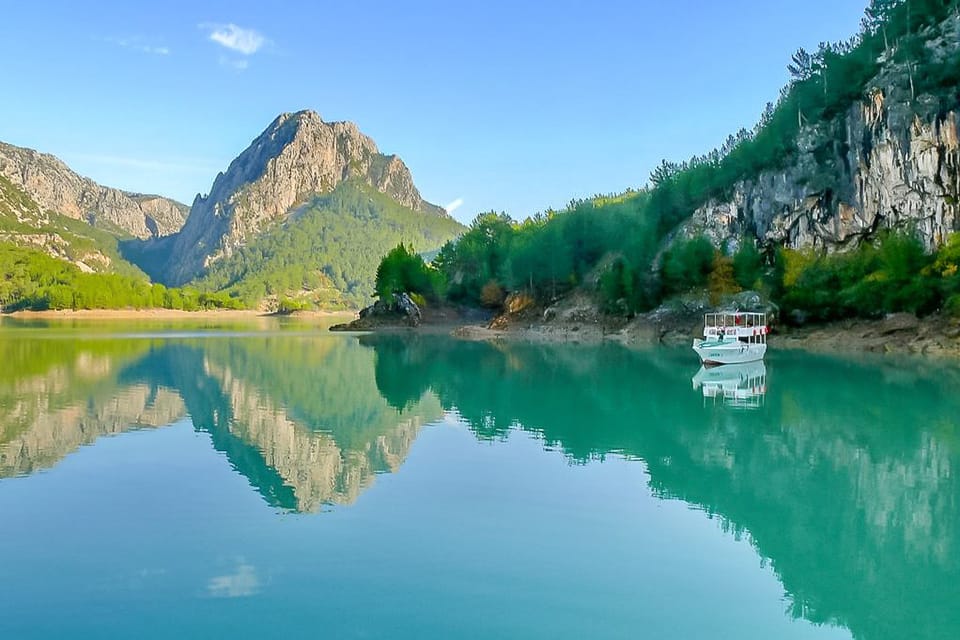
left=1, top=317, right=958, bottom=639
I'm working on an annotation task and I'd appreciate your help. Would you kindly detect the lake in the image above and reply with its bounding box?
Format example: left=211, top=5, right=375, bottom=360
left=0, top=318, right=957, bottom=639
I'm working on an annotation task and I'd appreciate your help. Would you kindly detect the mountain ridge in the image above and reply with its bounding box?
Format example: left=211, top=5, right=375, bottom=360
left=0, top=109, right=461, bottom=310
left=0, top=141, right=189, bottom=239
left=165, top=109, right=452, bottom=286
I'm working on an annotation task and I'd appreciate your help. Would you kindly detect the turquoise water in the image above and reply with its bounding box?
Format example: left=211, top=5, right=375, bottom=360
left=0, top=319, right=958, bottom=639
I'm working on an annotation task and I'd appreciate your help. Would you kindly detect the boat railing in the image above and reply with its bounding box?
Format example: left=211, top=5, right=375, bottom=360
left=702, top=312, right=768, bottom=344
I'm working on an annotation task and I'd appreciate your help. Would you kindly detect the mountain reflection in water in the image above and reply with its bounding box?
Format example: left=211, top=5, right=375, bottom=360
left=1, top=328, right=958, bottom=639
left=364, top=334, right=960, bottom=640
left=0, top=334, right=441, bottom=512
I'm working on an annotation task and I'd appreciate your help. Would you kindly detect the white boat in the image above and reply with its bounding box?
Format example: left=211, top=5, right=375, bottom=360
left=693, top=311, right=767, bottom=365
left=692, top=361, right=767, bottom=408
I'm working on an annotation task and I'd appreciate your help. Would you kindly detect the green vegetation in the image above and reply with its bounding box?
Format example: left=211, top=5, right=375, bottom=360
left=2, top=166, right=460, bottom=312
left=431, top=200, right=662, bottom=310
left=661, top=236, right=715, bottom=296
left=370, top=0, right=960, bottom=323
left=1, top=176, right=146, bottom=280
left=194, top=180, right=463, bottom=309
left=275, top=296, right=310, bottom=314
left=0, top=176, right=243, bottom=311
left=776, top=230, right=960, bottom=322
left=1, top=178, right=244, bottom=312
left=0, top=242, right=243, bottom=312
left=374, top=243, right=445, bottom=301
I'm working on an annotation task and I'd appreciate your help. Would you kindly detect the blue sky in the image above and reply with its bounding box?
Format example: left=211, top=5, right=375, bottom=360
left=0, top=0, right=867, bottom=223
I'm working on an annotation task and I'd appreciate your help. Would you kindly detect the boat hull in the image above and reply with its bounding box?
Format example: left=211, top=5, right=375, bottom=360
left=693, top=339, right=766, bottom=365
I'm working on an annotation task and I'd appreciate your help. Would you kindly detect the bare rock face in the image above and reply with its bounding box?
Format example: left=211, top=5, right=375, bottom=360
left=0, top=141, right=188, bottom=239
left=166, top=110, right=446, bottom=285
left=680, top=14, right=960, bottom=255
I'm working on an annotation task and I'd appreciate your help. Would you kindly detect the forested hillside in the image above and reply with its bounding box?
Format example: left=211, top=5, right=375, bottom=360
left=375, top=0, right=960, bottom=323
left=0, top=178, right=240, bottom=311
left=194, top=180, right=464, bottom=308
left=1, top=110, right=462, bottom=311
left=1, top=175, right=146, bottom=279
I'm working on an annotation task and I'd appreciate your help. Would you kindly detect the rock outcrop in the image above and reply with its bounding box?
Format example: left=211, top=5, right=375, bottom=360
left=0, top=141, right=188, bottom=239
left=0, top=176, right=114, bottom=272
left=681, top=14, right=960, bottom=254
left=166, top=110, right=447, bottom=285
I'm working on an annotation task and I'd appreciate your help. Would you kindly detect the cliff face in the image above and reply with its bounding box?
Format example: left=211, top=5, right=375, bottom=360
left=0, top=142, right=188, bottom=239
left=683, top=15, right=960, bottom=254
left=166, top=110, right=447, bottom=285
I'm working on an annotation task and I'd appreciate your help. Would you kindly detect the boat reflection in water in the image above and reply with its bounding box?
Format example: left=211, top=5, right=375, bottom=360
left=692, top=361, right=767, bottom=408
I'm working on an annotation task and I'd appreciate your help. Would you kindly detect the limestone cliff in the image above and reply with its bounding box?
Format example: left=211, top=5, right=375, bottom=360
left=0, top=141, right=188, bottom=239
left=681, top=14, right=960, bottom=254
left=165, top=110, right=447, bottom=285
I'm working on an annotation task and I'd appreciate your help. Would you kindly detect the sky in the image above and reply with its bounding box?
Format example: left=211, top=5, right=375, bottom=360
left=0, top=0, right=868, bottom=223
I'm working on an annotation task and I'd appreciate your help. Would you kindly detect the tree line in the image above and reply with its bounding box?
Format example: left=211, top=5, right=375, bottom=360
left=0, top=243, right=244, bottom=312
left=373, top=0, right=960, bottom=322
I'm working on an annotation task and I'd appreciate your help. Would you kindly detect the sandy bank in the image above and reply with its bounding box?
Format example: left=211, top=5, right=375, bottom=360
left=4, top=309, right=353, bottom=320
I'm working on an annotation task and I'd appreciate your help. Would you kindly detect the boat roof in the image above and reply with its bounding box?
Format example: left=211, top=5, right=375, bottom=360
left=703, top=311, right=767, bottom=323
left=705, top=311, right=765, bottom=317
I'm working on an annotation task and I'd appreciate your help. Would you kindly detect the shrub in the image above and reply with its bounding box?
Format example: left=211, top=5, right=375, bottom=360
left=276, top=297, right=310, bottom=314
left=375, top=243, right=444, bottom=301
left=708, top=253, right=740, bottom=305
left=661, top=236, right=715, bottom=295
left=480, top=279, right=506, bottom=308
left=409, top=292, right=427, bottom=308
left=599, top=257, right=636, bottom=314
left=733, top=240, right=764, bottom=290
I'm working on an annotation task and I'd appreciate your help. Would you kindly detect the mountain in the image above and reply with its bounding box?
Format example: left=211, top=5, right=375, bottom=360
left=0, top=175, right=244, bottom=312
left=422, top=1, right=960, bottom=323
left=0, top=141, right=188, bottom=239
left=0, top=175, right=146, bottom=277
left=0, top=110, right=461, bottom=310
left=192, top=179, right=465, bottom=308
left=164, top=110, right=457, bottom=288
left=681, top=9, right=960, bottom=254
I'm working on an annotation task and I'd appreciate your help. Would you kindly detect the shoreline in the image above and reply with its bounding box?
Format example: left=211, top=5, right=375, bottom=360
left=2, top=309, right=354, bottom=320
left=363, top=310, right=960, bottom=360
left=5, top=307, right=959, bottom=359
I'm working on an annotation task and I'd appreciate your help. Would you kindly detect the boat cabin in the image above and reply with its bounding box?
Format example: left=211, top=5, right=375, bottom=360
left=702, top=312, right=768, bottom=345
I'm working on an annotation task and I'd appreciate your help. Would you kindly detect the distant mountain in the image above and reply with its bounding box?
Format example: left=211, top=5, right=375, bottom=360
left=164, top=110, right=457, bottom=288
left=0, top=141, right=188, bottom=239
left=0, top=110, right=462, bottom=310
left=0, top=175, right=145, bottom=277
left=193, top=179, right=465, bottom=308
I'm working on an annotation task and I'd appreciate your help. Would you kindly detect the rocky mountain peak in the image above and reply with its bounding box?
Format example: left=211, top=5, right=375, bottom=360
left=165, top=111, right=447, bottom=285
left=0, top=141, right=188, bottom=239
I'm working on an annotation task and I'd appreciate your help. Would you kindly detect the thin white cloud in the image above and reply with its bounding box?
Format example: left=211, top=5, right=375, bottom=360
left=205, top=23, right=266, bottom=55
left=445, top=198, right=464, bottom=214
left=104, top=36, right=170, bottom=56
left=219, top=55, right=249, bottom=71
left=207, top=563, right=260, bottom=598
left=65, top=153, right=219, bottom=174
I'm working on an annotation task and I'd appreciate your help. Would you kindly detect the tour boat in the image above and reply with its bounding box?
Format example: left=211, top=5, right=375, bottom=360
left=693, top=312, right=767, bottom=365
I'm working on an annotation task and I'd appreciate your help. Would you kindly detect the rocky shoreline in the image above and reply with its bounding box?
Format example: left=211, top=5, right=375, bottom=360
left=335, top=292, right=960, bottom=359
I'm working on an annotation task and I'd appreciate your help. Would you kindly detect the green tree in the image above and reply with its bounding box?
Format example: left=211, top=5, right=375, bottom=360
left=733, top=240, right=764, bottom=289
left=375, top=243, right=444, bottom=301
